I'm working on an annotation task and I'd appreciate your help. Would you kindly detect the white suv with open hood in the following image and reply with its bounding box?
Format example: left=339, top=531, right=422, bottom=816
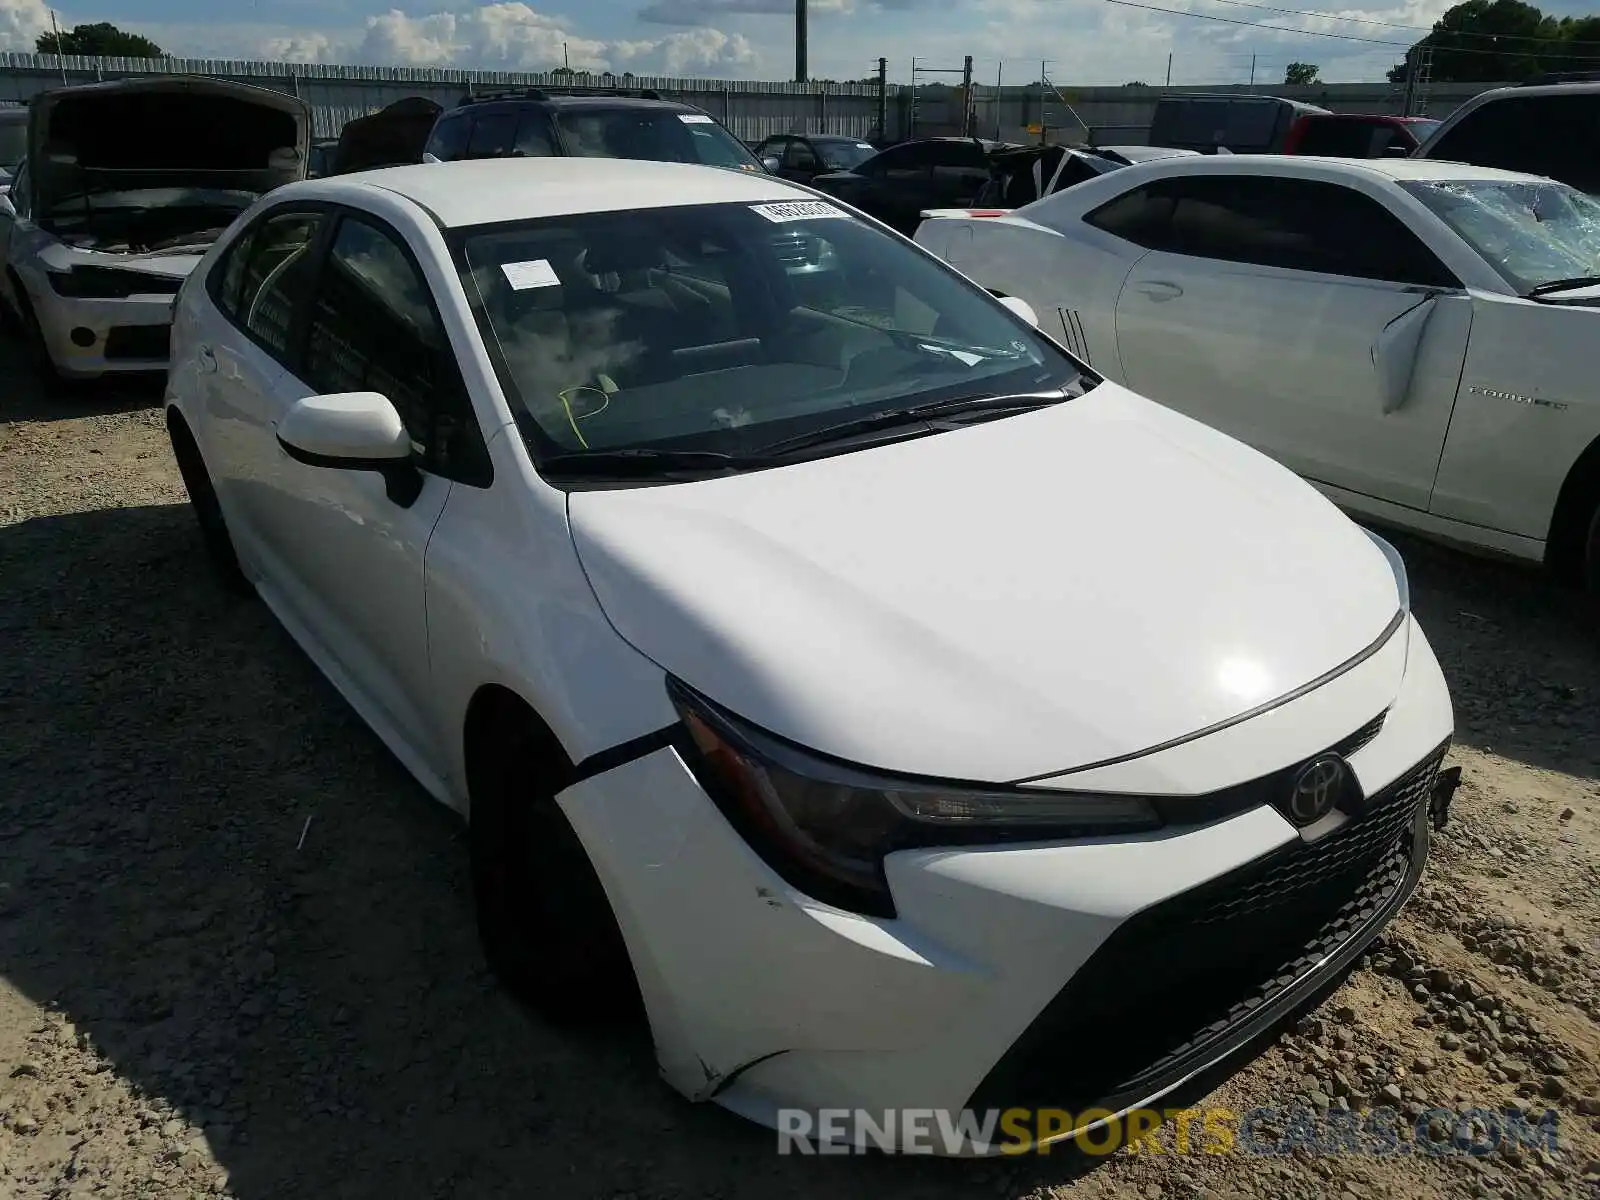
left=0, top=76, right=310, bottom=386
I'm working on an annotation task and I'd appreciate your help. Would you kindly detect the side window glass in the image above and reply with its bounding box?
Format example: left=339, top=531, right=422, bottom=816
left=212, top=225, right=257, bottom=317
left=784, top=139, right=819, bottom=171
left=232, top=211, right=324, bottom=359
left=878, top=145, right=931, bottom=181
left=1164, top=176, right=1456, bottom=288
left=304, top=216, right=487, bottom=483
left=424, top=115, right=471, bottom=161
left=1082, top=182, right=1178, bottom=249
left=512, top=112, right=555, bottom=157
left=11, top=159, right=29, bottom=217
left=466, top=112, right=517, bottom=159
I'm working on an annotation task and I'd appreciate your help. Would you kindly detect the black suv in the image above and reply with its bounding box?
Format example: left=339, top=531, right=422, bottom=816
left=421, top=86, right=767, bottom=174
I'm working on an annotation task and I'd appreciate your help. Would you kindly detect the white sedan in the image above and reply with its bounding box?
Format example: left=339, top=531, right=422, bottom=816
left=913, top=156, right=1600, bottom=591
left=165, top=156, right=1454, bottom=1153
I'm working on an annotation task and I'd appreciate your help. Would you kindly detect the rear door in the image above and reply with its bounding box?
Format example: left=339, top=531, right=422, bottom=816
left=1109, top=172, right=1472, bottom=511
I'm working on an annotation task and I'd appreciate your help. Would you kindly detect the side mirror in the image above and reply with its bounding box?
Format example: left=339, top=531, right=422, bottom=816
left=276, top=391, right=423, bottom=507
left=761, top=156, right=781, bottom=172
left=993, top=293, right=1040, bottom=328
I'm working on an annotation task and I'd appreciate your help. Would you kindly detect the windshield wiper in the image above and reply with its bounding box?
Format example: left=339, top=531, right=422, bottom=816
left=539, top=447, right=773, bottom=479
left=1527, top=275, right=1600, bottom=298
left=757, top=389, right=1069, bottom=457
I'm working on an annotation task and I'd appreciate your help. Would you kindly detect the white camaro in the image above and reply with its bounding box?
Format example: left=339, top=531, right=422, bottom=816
left=0, top=76, right=309, bottom=387
left=164, top=156, right=1455, bottom=1153
left=913, top=155, right=1600, bottom=591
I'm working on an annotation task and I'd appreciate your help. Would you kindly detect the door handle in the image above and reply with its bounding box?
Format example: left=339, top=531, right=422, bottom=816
left=1136, top=280, right=1184, bottom=302
left=197, top=345, right=217, bottom=374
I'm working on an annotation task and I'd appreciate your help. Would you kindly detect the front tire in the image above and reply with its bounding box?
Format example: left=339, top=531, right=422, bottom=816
left=470, top=720, right=642, bottom=1025
left=167, top=416, right=252, bottom=596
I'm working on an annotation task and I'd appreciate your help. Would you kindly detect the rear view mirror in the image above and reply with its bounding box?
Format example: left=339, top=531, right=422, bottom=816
left=761, top=156, right=781, bottom=172
left=276, top=391, right=423, bottom=506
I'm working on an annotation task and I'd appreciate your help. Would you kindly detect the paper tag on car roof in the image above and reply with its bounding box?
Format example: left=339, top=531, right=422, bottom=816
left=750, top=200, right=844, bottom=222
left=678, top=113, right=715, bottom=124
left=501, top=259, right=560, bottom=290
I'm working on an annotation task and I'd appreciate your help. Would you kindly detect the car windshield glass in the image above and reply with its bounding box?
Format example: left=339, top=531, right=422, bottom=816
left=554, top=109, right=761, bottom=170
left=1401, top=177, right=1600, bottom=292
left=455, top=199, right=1081, bottom=477
left=1409, top=120, right=1441, bottom=140
left=816, top=140, right=876, bottom=170
left=0, top=119, right=25, bottom=171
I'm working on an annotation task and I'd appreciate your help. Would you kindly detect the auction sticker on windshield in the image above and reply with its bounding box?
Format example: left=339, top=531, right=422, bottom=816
left=501, top=259, right=562, bottom=290
left=750, top=201, right=845, bottom=222
left=678, top=114, right=715, bottom=124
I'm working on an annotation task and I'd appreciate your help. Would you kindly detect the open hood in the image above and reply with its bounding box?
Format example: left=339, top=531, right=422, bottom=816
left=28, top=75, right=311, bottom=222
left=332, top=96, right=441, bottom=174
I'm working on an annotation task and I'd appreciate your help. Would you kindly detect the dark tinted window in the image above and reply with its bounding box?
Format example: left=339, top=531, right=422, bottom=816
left=303, top=215, right=488, bottom=484
left=784, top=138, right=820, bottom=171
left=218, top=210, right=325, bottom=357
left=1087, top=176, right=1456, bottom=287
left=554, top=108, right=756, bottom=168
left=863, top=142, right=934, bottom=180
left=1296, top=118, right=1392, bottom=157
left=466, top=111, right=518, bottom=159
left=1426, top=93, right=1600, bottom=194
left=424, top=114, right=471, bottom=161
left=512, top=112, right=556, bottom=157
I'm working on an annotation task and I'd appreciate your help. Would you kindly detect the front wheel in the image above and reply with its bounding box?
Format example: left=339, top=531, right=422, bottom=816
left=470, top=721, right=642, bottom=1025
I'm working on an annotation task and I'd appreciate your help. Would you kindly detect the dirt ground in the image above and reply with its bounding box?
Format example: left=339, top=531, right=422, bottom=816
left=2, top=332, right=1599, bottom=1200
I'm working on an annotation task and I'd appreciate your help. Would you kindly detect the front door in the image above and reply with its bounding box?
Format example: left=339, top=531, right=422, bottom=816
left=1112, top=173, right=1472, bottom=512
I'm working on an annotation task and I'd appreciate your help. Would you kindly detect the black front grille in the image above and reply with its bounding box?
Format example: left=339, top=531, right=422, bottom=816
left=965, top=744, right=1447, bottom=1116
left=103, top=325, right=172, bottom=361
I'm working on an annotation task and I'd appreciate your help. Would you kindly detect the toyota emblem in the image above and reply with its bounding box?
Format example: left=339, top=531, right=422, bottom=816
left=1288, top=755, right=1346, bottom=826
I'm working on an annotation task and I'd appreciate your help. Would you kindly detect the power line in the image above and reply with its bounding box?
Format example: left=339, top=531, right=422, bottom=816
left=1102, top=0, right=1409, bottom=45
left=1197, top=0, right=1600, bottom=48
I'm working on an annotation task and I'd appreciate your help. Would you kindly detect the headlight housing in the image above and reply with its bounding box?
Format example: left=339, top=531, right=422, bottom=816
left=1362, top=527, right=1410, bottom=613
left=668, top=678, right=1163, bottom=917
left=47, top=266, right=183, bottom=300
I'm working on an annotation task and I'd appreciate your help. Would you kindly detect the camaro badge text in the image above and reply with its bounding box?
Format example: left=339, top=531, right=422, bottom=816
left=1469, top=385, right=1569, bottom=412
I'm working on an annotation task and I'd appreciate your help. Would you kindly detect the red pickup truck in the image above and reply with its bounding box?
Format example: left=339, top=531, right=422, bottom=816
left=1282, top=112, right=1440, bottom=157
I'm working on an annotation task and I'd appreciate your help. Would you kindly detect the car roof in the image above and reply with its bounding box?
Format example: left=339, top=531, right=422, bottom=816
left=313, top=157, right=809, bottom=227
left=1130, top=152, right=1554, bottom=185
left=445, top=95, right=700, bottom=112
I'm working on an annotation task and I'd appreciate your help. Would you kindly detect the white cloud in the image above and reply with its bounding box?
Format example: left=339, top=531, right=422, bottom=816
left=254, top=4, right=758, bottom=76
left=0, top=0, right=52, bottom=51
left=637, top=0, right=854, bottom=27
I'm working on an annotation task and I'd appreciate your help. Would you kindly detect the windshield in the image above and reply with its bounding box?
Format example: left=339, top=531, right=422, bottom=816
left=555, top=109, right=762, bottom=172
left=1401, top=178, right=1600, bottom=293
left=1408, top=120, right=1441, bottom=141
left=455, top=199, right=1080, bottom=479
left=0, top=118, right=25, bottom=172
left=816, top=139, right=877, bottom=170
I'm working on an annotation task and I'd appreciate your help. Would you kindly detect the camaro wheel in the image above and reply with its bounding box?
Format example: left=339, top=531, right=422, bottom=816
left=470, top=719, right=642, bottom=1025
left=167, top=417, right=252, bottom=596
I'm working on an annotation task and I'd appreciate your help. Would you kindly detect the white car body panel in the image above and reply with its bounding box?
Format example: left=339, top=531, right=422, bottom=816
left=914, top=154, right=1600, bottom=566
left=164, top=158, right=1456, bottom=1153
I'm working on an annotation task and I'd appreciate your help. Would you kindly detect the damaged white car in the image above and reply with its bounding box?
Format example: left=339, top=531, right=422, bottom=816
left=0, top=76, right=310, bottom=387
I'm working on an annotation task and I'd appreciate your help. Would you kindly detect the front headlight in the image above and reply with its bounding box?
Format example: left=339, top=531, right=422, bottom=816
left=668, top=678, right=1162, bottom=917
left=47, top=266, right=183, bottom=300
left=1362, top=527, right=1410, bottom=613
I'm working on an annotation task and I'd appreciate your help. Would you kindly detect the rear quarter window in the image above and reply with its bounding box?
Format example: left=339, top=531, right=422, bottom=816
left=424, top=114, right=472, bottom=161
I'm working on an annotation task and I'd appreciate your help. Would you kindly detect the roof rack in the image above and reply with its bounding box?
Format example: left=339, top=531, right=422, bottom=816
left=1519, top=71, right=1600, bottom=86
left=457, top=85, right=666, bottom=106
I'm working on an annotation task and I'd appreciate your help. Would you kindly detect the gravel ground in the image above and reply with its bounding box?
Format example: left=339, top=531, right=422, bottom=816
left=2, top=332, right=1600, bottom=1200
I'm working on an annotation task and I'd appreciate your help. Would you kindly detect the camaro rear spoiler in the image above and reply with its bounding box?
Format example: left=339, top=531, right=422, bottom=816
left=919, top=207, right=1014, bottom=221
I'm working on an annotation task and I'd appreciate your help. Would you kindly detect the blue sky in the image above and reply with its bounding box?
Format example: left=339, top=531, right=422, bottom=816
left=2, top=0, right=1598, bottom=84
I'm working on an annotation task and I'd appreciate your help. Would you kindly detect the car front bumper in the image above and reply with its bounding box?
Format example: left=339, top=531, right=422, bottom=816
left=30, top=288, right=177, bottom=378
left=554, top=614, right=1453, bottom=1154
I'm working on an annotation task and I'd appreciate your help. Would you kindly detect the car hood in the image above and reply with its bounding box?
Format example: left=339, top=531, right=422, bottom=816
left=29, top=75, right=311, bottom=222
left=568, top=383, right=1404, bottom=783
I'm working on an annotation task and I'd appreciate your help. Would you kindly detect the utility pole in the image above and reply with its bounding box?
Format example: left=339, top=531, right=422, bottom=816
left=994, top=61, right=1003, bottom=140
left=563, top=42, right=570, bottom=70
left=50, top=9, right=67, bottom=83
left=960, top=54, right=974, bottom=137
left=1401, top=44, right=1418, bottom=115
left=1165, top=52, right=1172, bottom=87
left=876, top=57, right=888, bottom=142
left=1249, top=53, right=1256, bottom=89
left=794, top=0, right=807, bottom=82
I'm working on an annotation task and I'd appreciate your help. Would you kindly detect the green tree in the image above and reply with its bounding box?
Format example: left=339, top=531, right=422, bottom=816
left=36, top=21, right=164, bottom=57
left=1124, top=80, right=1149, bottom=87
left=1385, top=0, right=1600, bottom=83
left=1283, top=62, right=1320, bottom=84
